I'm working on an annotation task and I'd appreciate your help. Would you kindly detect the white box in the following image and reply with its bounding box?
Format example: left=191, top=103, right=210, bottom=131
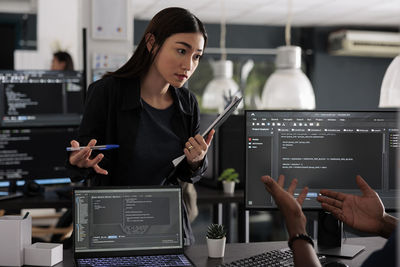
left=24, top=243, right=63, bottom=266
left=0, top=215, right=32, bottom=266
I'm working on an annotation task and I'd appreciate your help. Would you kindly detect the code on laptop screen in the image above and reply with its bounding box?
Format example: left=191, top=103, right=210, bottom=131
left=74, top=187, right=183, bottom=253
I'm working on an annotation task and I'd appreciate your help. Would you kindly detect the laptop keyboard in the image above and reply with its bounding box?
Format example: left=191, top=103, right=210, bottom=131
left=217, top=247, right=326, bottom=267
left=77, top=254, right=192, bottom=267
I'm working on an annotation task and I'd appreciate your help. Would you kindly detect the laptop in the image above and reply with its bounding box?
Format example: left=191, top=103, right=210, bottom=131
left=73, top=186, right=194, bottom=267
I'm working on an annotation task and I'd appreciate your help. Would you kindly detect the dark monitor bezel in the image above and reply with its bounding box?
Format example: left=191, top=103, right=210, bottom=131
left=244, top=109, right=398, bottom=212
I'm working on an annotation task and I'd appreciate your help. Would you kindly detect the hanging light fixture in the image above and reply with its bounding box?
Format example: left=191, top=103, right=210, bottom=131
left=261, top=0, right=315, bottom=110
left=379, top=54, right=400, bottom=108
left=202, top=60, right=239, bottom=113
left=202, top=0, right=241, bottom=113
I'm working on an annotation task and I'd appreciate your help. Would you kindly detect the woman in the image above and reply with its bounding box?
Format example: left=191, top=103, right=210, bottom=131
left=51, top=51, right=74, bottom=70
left=66, top=7, right=214, bottom=245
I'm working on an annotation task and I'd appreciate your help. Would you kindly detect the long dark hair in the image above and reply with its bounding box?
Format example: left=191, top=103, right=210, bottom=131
left=106, top=7, right=207, bottom=79
left=53, top=51, right=74, bottom=70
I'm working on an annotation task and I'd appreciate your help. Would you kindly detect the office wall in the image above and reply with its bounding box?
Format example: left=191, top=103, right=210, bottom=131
left=1, top=4, right=396, bottom=106
left=6, top=0, right=133, bottom=76
left=80, top=0, right=133, bottom=82
left=304, top=27, right=393, bottom=110
left=13, top=0, right=80, bottom=70
left=135, top=20, right=396, bottom=110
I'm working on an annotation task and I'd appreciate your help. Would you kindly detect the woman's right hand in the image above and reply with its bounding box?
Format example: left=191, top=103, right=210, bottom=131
left=68, top=139, right=108, bottom=175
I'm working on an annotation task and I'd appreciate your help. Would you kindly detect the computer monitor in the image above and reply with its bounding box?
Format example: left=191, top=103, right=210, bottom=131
left=0, top=126, right=78, bottom=187
left=0, top=70, right=84, bottom=127
left=245, top=110, right=399, bottom=210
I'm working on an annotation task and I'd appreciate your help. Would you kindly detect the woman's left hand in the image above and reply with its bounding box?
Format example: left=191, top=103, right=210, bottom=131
left=184, top=129, right=215, bottom=170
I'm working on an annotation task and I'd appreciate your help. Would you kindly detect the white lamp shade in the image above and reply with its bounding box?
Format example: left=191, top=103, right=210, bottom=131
left=202, top=60, right=241, bottom=113
left=261, top=68, right=316, bottom=109
left=379, top=55, right=400, bottom=108
left=202, top=78, right=239, bottom=112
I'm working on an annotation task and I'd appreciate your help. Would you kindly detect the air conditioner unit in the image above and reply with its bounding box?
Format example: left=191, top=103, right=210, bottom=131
left=328, top=30, right=400, bottom=58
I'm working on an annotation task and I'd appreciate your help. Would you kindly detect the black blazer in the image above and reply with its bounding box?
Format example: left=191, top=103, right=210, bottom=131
left=67, top=76, right=207, bottom=186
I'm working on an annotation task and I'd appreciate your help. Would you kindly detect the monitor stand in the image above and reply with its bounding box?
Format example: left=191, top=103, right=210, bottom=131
left=316, top=244, right=365, bottom=258
left=0, top=181, right=23, bottom=201
left=23, top=180, right=43, bottom=197
left=8, top=180, right=17, bottom=193
left=315, top=211, right=365, bottom=258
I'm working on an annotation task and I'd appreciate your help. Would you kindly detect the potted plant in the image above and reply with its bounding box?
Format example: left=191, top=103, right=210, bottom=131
left=218, top=168, right=239, bottom=194
left=206, top=223, right=227, bottom=258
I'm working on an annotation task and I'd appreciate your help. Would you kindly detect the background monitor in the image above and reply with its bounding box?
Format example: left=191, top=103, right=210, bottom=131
left=0, top=126, right=79, bottom=186
left=0, top=70, right=84, bottom=127
left=245, top=110, right=398, bottom=210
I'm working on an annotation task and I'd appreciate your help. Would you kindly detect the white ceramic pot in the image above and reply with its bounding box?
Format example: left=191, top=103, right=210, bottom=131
left=206, top=237, right=226, bottom=258
left=222, top=181, right=235, bottom=194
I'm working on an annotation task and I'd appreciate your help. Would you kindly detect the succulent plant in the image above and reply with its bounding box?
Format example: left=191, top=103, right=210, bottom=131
left=206, top=223, right=227, bottom=239
left=218, top=168, right=239, bottom=183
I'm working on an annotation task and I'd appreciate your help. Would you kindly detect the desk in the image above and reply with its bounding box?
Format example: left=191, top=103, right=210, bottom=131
left=0, top=190, right=71, bottom=210
left=185, top=237, right=387, bottom=267
left=0, top=186, right=246, bottom=241
left=195, top=186, right=244, bottom=205
left=54, top=236, right=385, bottom=267
left=195, top=186, right=245, bottom=242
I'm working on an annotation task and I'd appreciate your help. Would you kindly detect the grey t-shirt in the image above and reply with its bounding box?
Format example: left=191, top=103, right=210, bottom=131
left=131, top=99, right=182, bottom=185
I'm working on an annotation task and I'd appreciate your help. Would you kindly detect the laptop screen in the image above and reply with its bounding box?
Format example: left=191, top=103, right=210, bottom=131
left=73, top=187, right=183, bottom=254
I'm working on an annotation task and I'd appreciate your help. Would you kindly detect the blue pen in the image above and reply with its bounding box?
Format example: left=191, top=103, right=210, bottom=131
left=66, top=144, right=120, bottom=151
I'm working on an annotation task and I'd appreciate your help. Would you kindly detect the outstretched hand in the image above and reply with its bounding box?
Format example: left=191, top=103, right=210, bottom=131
left=68, top=139, right=108, bottom=175
left=261, top=175, right=308, bottom=238
left=317, top=175, right=396, bottom=238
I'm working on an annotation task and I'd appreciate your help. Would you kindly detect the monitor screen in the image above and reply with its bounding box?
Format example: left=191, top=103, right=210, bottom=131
left=0, top=126, right=78, bottom=184
left=245, top=110, right=399, bottom=210
left=0, top=70, right=83, bottom=127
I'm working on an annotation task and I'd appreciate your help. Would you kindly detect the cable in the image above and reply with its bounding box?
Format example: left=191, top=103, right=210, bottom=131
left=285, top=0, right=293, bottom=46
left=220, top=0, right=227, bottom=61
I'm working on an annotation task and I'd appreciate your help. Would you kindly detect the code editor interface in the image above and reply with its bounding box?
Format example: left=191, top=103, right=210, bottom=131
left=74, top=188, right=182, bottom=252
left=246, top=111, right=398, bottom=209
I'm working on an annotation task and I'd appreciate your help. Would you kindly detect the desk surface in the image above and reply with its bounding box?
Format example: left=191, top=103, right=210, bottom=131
left=0, top=190, right=71, bottom=210
left=184, top=237, right=387, bottom=267
left=195, top=185, right=243, bottom=204
left=54, top=236, right=386, bottom=267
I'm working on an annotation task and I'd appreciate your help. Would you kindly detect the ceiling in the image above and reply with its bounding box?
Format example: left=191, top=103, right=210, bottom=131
left=131, top=0, right=400, bottom=27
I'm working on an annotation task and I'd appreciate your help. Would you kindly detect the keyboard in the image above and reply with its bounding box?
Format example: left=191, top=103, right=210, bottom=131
left=76, top=254, right=192, bottom=267
left=217, top=247, right=326, bottom=267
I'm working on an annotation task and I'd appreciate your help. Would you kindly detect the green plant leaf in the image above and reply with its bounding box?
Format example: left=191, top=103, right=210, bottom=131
left=206, top=223, right=227, bottom=239
left=218, top=168, right=239, bottom=183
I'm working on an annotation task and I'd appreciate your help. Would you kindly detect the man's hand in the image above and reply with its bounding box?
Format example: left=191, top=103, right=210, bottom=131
left=317, top=175, right=397, bottom=238
left=261, top=175, right=308, bottom=238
